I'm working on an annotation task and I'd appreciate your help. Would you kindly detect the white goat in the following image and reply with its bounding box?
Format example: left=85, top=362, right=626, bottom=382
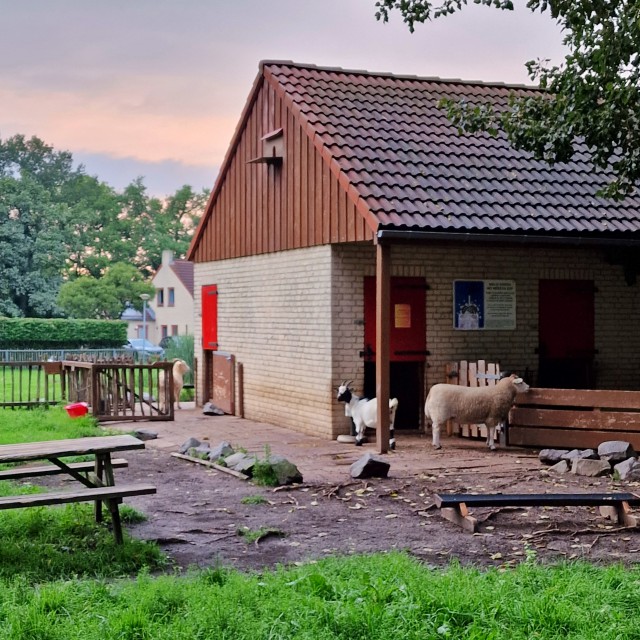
left=159, top=358, right=191, bottom=412
left=424, top=373, right=529, bottom=450
left=337, top=381, right=399, bottom=449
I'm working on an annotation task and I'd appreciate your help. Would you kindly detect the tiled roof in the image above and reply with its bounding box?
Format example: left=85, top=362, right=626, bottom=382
left=264, top=61, right=640, bottom=239
left=171, top=260, right=194, bottom=297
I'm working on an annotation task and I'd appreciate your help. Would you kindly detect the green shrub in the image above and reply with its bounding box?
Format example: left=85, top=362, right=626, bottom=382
left=0, top=318, right=127, bottom=348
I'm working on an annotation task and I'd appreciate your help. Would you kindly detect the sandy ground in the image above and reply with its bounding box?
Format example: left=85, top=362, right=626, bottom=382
left=96, top=405, right=640, bottom=572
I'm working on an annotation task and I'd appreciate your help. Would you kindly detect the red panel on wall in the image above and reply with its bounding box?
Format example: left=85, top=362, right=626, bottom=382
left=364, top=277, right=427, bottom=362
left=202, top=284, right=218, bottom=350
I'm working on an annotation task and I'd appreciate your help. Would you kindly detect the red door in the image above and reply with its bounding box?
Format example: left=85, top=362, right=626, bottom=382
left=363, top=277, right=427, bottom=429
left=363, top=277, right=427, bottom=362
left=538, top=279, right=595, bottom=388
left=202, top=285, right=218, bottom=351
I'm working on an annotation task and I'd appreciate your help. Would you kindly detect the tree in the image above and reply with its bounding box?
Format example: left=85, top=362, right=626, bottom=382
left=57, top=262, right=155, bottom=319
left=0, top=136, right=73, bottom=316
left=375, top=0, right=640, bottom=199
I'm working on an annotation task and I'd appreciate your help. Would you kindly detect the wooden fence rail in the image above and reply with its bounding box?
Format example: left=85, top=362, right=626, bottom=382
left=508, top=388, right=640, bottom=450
left=0, top=361, right=65, bottom=408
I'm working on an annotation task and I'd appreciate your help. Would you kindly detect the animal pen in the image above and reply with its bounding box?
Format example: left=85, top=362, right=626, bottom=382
left=0, top=360, right=175, bottom=422
left=442, top=360, right=640, bottom=450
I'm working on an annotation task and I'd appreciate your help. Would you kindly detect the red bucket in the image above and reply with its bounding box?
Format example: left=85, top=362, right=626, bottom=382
left=65, top=402, right=89, bottom=418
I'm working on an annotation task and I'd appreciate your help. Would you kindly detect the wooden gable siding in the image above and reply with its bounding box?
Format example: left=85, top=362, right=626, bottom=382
left=191, top=80, right=373, bottom=263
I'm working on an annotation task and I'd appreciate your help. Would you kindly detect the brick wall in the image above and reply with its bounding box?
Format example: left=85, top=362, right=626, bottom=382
left=195, top=240, right=640, bottom=440
left=194, top=246, right=337, bottom=438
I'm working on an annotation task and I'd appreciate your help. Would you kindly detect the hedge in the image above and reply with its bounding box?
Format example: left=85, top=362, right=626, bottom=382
left=0, top=318, right=128, bottom=348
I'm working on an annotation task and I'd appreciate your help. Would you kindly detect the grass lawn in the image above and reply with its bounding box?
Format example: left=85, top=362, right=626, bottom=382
left=0, top=407, right=639, bottom=638
left=1, top=552, right=640, bottom=639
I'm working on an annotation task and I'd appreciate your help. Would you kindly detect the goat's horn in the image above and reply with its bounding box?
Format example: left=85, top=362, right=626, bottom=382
left=345, top=380, right=354, bottom=387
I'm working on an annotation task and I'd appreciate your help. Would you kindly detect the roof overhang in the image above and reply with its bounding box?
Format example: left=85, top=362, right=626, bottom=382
left=376, top=229, right=640, bottom=248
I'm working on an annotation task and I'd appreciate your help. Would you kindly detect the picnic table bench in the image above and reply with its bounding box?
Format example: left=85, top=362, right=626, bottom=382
left=0, top=435, right=156, bottom=544
left=434, top=492, right=640, bottom=533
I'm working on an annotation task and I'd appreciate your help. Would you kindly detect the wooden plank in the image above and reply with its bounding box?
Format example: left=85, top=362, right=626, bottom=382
left=0, top=483, right=156, bottom=509
left=517, top=388, right=640, bottom=409
left=171, top=452, right=249, bottom=480
left=0, top=435, right=144, bottom=464
left=439, top=506, right=478, bottom=533
left=510, top=407, right=640, bottom=431
left=507, top=426, right=640, bottom=450
left=435, top=492, right=640, bottom=508
left=458, top=361, right=469, bottom=437
left=0, top=458, right=128, bottom=480
left=469, top=362, right=478, bottom=437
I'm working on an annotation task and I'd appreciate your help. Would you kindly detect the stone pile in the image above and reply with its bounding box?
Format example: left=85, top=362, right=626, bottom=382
left=539, top=440, right=640, bottom=479
left=178, top=437, right=303, bottom=485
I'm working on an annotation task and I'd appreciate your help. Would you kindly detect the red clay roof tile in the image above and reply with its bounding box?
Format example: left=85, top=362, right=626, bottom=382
left=265, top=61, right=640, bottom=239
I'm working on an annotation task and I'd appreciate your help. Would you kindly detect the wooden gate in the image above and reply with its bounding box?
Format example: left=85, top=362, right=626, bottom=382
left=443, top=360, right=501, bottom=439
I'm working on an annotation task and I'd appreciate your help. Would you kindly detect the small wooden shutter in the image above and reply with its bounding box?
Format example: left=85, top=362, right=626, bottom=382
left=202, top=285, right=218, bottom=350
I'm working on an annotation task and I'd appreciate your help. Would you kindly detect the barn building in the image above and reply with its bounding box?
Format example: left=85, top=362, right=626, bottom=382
left=187, top=60, right=640, bottom=449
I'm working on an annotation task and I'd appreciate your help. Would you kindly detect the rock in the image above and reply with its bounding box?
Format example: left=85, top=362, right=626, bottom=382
left=267, top=455, right=303, bottom=485
left=598, top=441, right=635, bottom=463
left=561, top=449, right=597, bottom=462
left=224, top=452, right=249, bottom=468
left=203, top=402, right=225, bottom=416
left=539, top=449, right=570, bottom=465
left=337, top=434, right=357, bottom=444
left=134, top=428, right=158, bottom=441
left=350, top=453, right=390, bottom=479
left=189, top=443, right=211, bottom=460
left=549, top=460, right=569, bottom=474
left=571, top=458, right=611, bottom=477
left=231, top=454, right=257, bottom=476
left=613, top=457, right=640, bottom=480
left=208, top=441, right=235, bottom=461
left=179, top=437, right=201, bottom=454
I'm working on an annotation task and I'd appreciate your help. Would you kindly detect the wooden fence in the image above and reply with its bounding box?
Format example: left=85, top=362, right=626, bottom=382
left=0, top=360, right=175, bottom=422
left=508, top=388, right=640, bottom=450
left=443, top=360, right=502, bottom=440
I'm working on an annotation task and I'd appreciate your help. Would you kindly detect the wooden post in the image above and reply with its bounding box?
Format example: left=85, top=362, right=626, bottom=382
left=237, top=362, right=244, bottom=418
left=375, top=243, right=391, bottom=454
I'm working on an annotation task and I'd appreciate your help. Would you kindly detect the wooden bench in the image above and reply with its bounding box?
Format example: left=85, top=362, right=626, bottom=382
left=434, top=492, right=640, bottom=532
left=0, top=483, right=156, bottom=544
left=508, top=388, right=640, bottom=449
left=0, top=458, right=128, bottom=480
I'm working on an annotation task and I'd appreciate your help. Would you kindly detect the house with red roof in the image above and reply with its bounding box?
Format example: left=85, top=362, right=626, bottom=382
left=187, top=61, right=640, bottom=447
left=150, top=249, right=194, bottom=344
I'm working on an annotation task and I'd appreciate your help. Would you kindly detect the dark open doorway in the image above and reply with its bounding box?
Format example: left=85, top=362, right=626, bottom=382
left=538, top=279, right=596, bottom=389
left=363, top=276, right=427, bottom=429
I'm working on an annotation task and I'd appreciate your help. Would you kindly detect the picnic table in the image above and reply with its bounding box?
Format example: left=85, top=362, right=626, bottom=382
left=0, top=434, right=156, bottom=543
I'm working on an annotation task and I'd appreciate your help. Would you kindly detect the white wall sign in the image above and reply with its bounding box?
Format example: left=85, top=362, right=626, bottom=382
left=453, top=280, right=516, bottom=330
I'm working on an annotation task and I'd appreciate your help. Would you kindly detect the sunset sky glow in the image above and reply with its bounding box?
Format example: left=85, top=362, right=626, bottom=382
left=1, top=1, right=566, bottom=196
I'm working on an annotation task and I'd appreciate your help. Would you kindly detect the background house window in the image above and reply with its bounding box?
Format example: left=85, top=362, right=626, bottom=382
left=168, top=288, right=175, bottom=306
left=171, top=325, right=178, bottom=336
left=157, top=289, right=164, bottom=306
left=161, top=325, right=168, bottom=338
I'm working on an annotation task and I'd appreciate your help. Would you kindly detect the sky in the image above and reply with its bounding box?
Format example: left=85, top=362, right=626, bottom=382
left=1, top=1, right=567, bottom=198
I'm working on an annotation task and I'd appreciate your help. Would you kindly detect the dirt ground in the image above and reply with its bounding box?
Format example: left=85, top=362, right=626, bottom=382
left=112, top=413, right=640, bottom=572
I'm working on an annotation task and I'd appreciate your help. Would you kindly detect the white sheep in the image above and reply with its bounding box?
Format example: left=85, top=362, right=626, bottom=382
left=337, top=381, right=399, bottom=449
left=424, top=373, right=529, bottom=450
left=159, top=358, right=191, bottom=412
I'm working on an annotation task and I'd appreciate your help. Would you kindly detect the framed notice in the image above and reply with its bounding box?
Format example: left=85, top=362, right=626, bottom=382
left=453, top=280, right=516, bottom=330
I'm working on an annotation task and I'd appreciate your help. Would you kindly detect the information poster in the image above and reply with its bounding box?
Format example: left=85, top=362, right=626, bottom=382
left=453, top=280, right=516, bottom=330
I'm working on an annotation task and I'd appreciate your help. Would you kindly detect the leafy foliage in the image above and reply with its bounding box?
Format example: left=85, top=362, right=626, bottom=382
left=374, top=0, right=640, bottom=198
left=57, top=262, right=155, bottom=319
left=0, top=134, right=206, bottom=318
